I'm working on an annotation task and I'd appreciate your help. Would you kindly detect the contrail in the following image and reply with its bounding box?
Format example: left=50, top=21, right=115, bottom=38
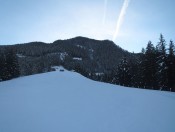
left=113, top=0, right=130, bottom=41
left=103, top=0, right=108, bottom=25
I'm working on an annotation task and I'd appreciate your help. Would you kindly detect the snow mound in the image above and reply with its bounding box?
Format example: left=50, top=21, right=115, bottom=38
left=0, top=70, right=175, bottom=132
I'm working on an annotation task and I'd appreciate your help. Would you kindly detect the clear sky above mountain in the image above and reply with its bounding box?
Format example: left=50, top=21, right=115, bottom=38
left=0, top=0, right=175, bottom=52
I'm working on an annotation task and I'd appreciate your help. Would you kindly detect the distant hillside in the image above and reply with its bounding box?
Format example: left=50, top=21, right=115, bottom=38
left=0, top=36, right=137, bottom=79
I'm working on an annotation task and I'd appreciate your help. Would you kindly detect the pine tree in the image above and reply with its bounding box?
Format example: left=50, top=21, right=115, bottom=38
left=115, top=57, right=131, bottom=87
left=0, top=50, right=9, bottom=80
left=167, top=40, right=175, bottom=91
left=130, top=59, right=140, bottom=88
left=0, top=52, right=5, bottom=81
left=137, top=48, right=146, bottom=88
left=11, top=49, right=20, bottom=78
left=0, top=48, right=20, bottom=81
left=156, top=34, right=168, bottom=90
left=144, top=41, right=158, bottom=89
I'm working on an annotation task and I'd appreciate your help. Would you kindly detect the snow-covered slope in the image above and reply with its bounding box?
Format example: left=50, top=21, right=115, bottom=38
left=0, top=69, right=175, bottom=132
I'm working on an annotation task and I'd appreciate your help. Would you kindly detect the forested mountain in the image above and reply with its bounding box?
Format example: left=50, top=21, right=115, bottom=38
left=0, top=35, right=175, bottom=92
left=0, top=36, right=134, bottom=77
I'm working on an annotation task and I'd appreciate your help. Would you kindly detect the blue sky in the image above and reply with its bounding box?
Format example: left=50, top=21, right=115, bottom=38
left=0, top=0, right=175, bottom=52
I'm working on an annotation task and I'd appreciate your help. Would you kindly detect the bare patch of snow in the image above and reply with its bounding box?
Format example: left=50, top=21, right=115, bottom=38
left=76, top=45, right=85, bottom=49
left=60, top=52, right=68, bottom=61
left=16, top=54, right=26, bottom=58
left=73, top=57, right=82, bottom=61
left=95, top=73, right=104, bottom=76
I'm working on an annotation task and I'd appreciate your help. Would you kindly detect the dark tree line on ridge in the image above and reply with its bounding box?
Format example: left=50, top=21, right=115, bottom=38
left=0, top=35, right=174, bottom=92
left=110, top=34, right=175, bottom=92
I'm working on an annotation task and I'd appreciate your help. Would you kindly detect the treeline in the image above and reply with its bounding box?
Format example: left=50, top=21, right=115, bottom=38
left=108, top=34, right=175, bottom=92
left=0, top=47, right=20, bottom=81
left=0, top=35, right=174, bottom=92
